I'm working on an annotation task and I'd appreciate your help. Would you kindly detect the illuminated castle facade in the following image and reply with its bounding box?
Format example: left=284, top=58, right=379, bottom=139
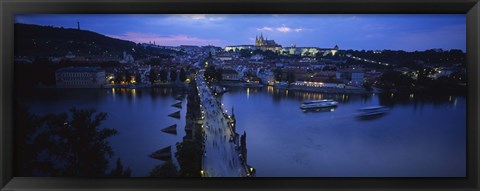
left=255, top=33, right=282, bottom=52
left=224, top=33, right=339, bottom=56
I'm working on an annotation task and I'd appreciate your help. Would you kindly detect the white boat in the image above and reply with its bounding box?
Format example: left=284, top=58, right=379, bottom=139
left=356, top=106, right=389, bottom=118
left=300, top=99, right=338, bottom=110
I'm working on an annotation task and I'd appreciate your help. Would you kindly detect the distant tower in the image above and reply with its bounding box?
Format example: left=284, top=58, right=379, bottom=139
left=77, top=21, right=80, bottom=30
left=331, top=45, right=339, bottom=56
left=259, top=33, right=264, bottom=46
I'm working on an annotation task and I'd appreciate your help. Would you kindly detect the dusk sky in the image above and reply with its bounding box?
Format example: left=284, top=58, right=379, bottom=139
left=15, top=14, right=466, bottom=51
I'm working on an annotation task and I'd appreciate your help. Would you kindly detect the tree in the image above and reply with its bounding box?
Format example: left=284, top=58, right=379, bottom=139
left=135, top=72, right=141, bottom=84
left=160, top=68, right=168, bottom=82
left=239, top=49, right=252, bottom=58
left=175, top=140, right=202, bottom=177
left=215, top=68, right=223, bottom=81
left=380, top=70, right=414, bottom=93
left=149, top=69, right=156, bottom=84
left=114, top=72, right=122, bottom=84
left=273, top=68, right=283, bottom=82
left=179, top=68, right=187, bottom=82
left=15, top=103, right=45, bottom=176
left=148, top=160, right=179, bottom=177
left=123, top=71, right=130, bottom=83
left=53, top=108, right=119, bottom=176
left=170, top=69, right=177, bottom=82
left=204, top=66, right=217, bottom=82
left=363, top=81, right=373, bottom=92
left=15, top=106, right=129, bottom=177
left=286, top=72, right=295, bottom=84
left=109, top=158, right=132, bottom=177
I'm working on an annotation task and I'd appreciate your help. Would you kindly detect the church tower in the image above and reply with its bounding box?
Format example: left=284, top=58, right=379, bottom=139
left=259, top=33, right=264, bottom=46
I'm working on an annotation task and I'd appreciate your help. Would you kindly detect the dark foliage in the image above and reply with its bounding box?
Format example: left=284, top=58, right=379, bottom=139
left=148, top=160, right=179, bottom=177
left=15, top=23, right=179, bottom=59
left=15, top=105, right=130, bottom=177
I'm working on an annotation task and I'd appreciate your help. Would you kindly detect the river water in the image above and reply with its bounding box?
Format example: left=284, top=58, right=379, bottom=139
left=21, top=87, right=466, bottom=177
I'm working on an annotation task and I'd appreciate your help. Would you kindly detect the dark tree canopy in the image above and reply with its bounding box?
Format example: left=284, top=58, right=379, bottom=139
left=149, top=69, right=157, bottom=84
left=109, top=158, right=132, bottom=177
left=170, top=69, right=177, bottom=82
left=148, top=160, right=179, bottom=177
left=179, top=68, right=187, bottom=82
left=160, top=68, right=168, bottom=82
left=16, top=105, right=130, bottom=177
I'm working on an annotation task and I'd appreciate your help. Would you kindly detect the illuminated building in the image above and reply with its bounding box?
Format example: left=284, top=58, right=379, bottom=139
left=255, top=33, right=282, bottom=52
left=55, top=67, right=106, bottom=88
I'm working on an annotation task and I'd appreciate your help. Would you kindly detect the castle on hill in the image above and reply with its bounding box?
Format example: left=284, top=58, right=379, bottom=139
left=255, top=33, right=281, bottom=52
left=225, top=33, right=339, bottom=57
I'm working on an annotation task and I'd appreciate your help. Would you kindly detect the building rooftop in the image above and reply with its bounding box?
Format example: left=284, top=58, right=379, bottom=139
left=223, top=69, right=238, bottom=75
left=56, top=66, right=104, bottom=73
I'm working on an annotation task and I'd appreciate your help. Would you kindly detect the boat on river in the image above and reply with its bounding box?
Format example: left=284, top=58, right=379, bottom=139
left=356, top=106, right=389, bottom=118
left=300, top=99, right=338, bottom=110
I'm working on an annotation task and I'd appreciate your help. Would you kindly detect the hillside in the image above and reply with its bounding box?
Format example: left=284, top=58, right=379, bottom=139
left=14, top=23, right=176, bottom=59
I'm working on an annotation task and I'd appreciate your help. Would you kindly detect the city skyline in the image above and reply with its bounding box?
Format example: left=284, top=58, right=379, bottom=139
left=15, top=14, right=466, bottom=51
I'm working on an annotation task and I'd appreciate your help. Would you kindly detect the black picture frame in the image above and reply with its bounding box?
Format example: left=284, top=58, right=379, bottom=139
left=1, top=0, right=479, bottom=190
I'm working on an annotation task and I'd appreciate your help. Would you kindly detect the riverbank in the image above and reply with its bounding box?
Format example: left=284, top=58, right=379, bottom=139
left=274, top=85, right=374, bottom=94
left=36, top=82, right=188, bottom=89
left=218, top=81, right=379, bottom=94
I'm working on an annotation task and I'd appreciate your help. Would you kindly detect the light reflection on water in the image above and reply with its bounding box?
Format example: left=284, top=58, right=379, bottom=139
left=22, top=87, right=466, bottom=177
left=221, top=87, right=466, bottom=177
left=23, top=88, right=186, bottom=177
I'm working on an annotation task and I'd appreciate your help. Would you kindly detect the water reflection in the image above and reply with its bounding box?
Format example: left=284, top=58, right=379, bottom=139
left=221, top=86, right=466, bottom=177
left=22, top=87, right=188, bottom=177
left=267, top=86, right=274, bottom=95
left=22, top=86, right=466, bottom=177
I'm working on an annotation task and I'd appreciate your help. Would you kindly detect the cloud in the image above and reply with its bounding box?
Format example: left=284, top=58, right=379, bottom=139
left=276, top=25, right=291, bottom=33
left=257, top=27, right=273, bottom=31
left=179, top=14, right=224, bottom=21
left=190, top=14, right=206, bottom=20
left=107, top=32, right=224, bottom=46
left=258, top=24, right=304, bottom=33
